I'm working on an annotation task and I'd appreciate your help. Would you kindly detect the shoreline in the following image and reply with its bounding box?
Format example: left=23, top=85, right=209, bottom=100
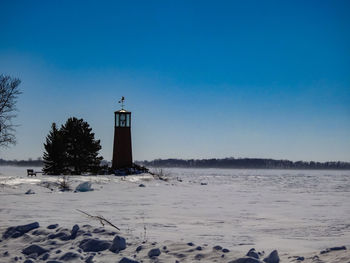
left=1, top=166, right=350, bottom=262
left=2, top=164, right=350, bottom=171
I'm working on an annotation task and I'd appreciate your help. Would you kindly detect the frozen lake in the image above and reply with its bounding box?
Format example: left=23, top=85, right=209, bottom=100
left=1, top=166, right=349, bottom=254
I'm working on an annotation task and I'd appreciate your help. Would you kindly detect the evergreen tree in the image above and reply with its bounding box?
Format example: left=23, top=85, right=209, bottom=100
left=43, top=123, right=66, bottom=175
left=60, top=117, right=102, bottom=174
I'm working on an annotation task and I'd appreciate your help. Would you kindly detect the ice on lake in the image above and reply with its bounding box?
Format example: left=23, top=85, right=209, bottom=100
left=0, top=166, right=349, bottom=253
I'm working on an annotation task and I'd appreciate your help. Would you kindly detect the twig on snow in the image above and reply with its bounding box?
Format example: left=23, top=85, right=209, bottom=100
left=76, top=209, right=120, bottom=231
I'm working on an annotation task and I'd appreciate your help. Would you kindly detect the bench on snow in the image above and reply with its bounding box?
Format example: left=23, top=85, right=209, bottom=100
left=27, top=169, right=43, bottom=176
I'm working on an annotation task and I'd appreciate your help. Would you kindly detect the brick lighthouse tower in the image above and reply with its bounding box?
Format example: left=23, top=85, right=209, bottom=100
left=112, top=97, right=133, bottom=170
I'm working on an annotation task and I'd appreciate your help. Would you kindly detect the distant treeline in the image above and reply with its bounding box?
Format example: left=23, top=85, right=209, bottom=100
left=0, top=158, right=111, bottom=168
left=0, top=158, right=43, bottom=167
left=2, top=157, right=350, bottom=170
left=137, top=158, right=350, bottom=170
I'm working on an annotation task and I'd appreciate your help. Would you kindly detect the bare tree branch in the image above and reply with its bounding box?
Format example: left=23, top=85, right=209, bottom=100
left=76, top=209, right=121, bottom=231
left=0, top=75, right=21, bottom=147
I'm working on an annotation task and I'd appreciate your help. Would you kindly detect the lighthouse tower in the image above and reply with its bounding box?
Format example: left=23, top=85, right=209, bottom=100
left=112, top=97, right=133, bottom=170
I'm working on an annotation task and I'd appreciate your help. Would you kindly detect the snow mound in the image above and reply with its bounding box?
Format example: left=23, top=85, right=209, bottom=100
left=75, top=181, right=93, bottom=192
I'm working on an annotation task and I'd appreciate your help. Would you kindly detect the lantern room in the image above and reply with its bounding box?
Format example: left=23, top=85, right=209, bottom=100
left=115, top=110, right=131, bottom=127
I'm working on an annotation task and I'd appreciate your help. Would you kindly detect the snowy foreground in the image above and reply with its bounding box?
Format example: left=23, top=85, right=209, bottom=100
left=0, top=166, right=349, bottom=262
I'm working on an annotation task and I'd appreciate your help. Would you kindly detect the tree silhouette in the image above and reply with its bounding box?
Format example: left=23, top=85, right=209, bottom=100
left=0, top=75, right=21, bottom=147
left=43, top=123, right=66, bottom=175
left=60, top=117, right=103, bottom=174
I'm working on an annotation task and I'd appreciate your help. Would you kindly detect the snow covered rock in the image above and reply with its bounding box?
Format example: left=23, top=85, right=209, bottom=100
left=22, top=244, right=48, bottom=256
left=109, top=235, right=126, bottom=253
left=25, top=189, right=35, bottom=194
left=247, top=248, right=260, bottom=259
left=320, top=246, right=346, bottom=254
left=31, top=229, right=50, bottom=236
left=59, top=252, right=80, bottom=261
left=136, top=245, right=143, bottom=252
left=263, top=250, right=280, bottom=263
left=40, top=252, right=50, bottom=260
left=85, top=255, right=94, bottom=263
left=3, top=222, right=39, bottom=239
left=148, top=248, right=161, bottom=258
left=79, top=238, right=111, bottom=252
left=228, top=257, right=262, bottom=263
left=119, top=257, right=140, bottom=263
left=213, top=245, right=223, bottom=250
left=47, top=224, right=59, bottom=229
left=70, top=224, right=79, bottom=239
left=75, top=182, right=93, bottom=192
left=48, top=231, right=71, bottom=241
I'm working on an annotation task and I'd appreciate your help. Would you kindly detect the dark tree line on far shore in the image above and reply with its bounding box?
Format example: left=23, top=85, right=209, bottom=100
left=0, top=158, right=43, bottom=167
left=137, top=158, right=350, bottom=170
left=2, top=157, right=350, bottom=170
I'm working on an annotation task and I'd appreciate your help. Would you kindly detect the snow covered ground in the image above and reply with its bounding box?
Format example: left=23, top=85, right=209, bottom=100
left=0, top=166, right=349, bottom=262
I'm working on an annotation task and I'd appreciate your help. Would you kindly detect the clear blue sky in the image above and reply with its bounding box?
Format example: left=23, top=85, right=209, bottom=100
left=1, top=0, right=349, bottom=162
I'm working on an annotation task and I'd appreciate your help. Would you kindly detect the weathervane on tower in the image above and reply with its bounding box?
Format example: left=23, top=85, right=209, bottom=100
left=118, top=96, right=125, bottom=110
